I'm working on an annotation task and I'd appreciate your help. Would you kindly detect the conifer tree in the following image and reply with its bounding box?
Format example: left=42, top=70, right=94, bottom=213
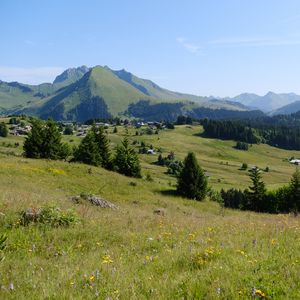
left=114, top=138, right=141, bottom=177
left=92, top=125, right=112, bottom=169
left=289, top=167, right=300, bottom=213
left=245, top=167, right=266, bottom=211
left=42, top=119, right=69, bottom=159
left=177, top=152, right=208, bottom=200
left=73, top=130, right=101, bottom=166
left=0, top=123, right=8, bottom=137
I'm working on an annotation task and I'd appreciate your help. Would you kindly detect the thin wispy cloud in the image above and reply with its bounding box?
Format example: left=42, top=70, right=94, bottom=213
left=208, top=37, right=300, bottom=48
left=176, top=37, right=202, bottom=54
left=24, top=39, right=36, bottom=46
left=0, top=66, right=65, bottom=84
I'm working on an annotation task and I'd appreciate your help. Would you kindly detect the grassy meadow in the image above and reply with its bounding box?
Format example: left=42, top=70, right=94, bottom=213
left=0, top=123, right=300, bottom=299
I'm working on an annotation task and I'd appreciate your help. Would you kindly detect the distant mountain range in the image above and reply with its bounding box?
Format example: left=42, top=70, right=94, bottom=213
left=227, top=92, right=300, bottom=114
left=0, top=65, right=298, bottom=121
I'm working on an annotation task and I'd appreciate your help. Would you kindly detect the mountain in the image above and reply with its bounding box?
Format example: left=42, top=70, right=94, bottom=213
left=0, top=65, right=261, bottom=122
left=0, top=66, right=90, bottom=114
left=271, top=101, right=300, bottom=115
left=229, top=92, right=300, bottom=112
left=111, top=67, right=207, bottom=103
left=53, top=65, right=90, bottom=87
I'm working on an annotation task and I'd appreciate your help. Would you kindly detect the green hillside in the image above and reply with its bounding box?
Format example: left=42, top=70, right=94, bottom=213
left=0, top=124, right=299, bottom=299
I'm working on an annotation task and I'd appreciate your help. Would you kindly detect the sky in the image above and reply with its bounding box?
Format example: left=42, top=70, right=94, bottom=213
left=1, top=0, right=300, bottom=97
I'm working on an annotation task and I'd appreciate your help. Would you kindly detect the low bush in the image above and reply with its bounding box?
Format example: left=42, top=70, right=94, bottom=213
left=20, top=206, right=78, bottom=227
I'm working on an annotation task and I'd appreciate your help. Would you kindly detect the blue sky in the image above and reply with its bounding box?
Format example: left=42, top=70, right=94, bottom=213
left=1, top=0, right=300, bottom=97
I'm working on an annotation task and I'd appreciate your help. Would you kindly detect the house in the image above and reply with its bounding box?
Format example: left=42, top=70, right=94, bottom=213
left=147, top=149, right=156, bottom=155
left=290, top=159, right=300, bottom=165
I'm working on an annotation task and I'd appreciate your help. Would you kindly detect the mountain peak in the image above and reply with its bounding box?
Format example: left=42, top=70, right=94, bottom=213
left=53, top=66, right=90, bottom=85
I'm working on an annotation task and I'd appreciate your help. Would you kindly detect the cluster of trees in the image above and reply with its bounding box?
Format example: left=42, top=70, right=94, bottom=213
left=201, top=118, right=300, bottom=150
left=24, top=119, right=141, bottom=178
left=24, top=119, right=70, bottom=159
left=175, top=115, right=193, bottom=125
left=221, top=167, right=300, bottom=213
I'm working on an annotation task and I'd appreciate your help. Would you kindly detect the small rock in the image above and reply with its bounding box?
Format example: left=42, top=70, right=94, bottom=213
left=21, top=208, right=42, bottom=225
left=71, top=195, right=118, bottom=209
left=87, top=196, right=118, bottom=209
left=153, top=208, right=166, bottom=216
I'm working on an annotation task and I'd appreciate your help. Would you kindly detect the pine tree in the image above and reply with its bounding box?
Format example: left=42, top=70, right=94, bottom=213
left=0, top=123, right=8, bottom=137
left=73, top=130, right=101, bottom=166
left=23, top=119, right=44, bottom=158
left=42, top=119, right=69, bottom=159
left=177, top=152, right=208, bottom=200
left=114, top=138, right=141, bottom=177
left=245, top=167, right=266, bottom=211
left=289, top=167, right=300, bottom=213
left=23, top=119, right=69, bottom=159
left=92, top=125, right=112, bottom=169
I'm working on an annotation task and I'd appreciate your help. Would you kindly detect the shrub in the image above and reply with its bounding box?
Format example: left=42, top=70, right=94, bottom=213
left=208, top=189, right=223, bottom=203
left=167, top=161, right=183, bottom=176
left=235, top=141, right=249, bottom=151
left=63, top=125, right=73, bottom=135
left=165, top=122, right=175, bottom=129
left=241, top=163, right=248, bottom=170
left=20, top=206, right=78, bottom=227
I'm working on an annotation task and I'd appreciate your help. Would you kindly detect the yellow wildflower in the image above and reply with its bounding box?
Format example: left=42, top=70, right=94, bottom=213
left=102, top=254, right=113, bottom=264
left=255, top=289, right=266, bottom=297
left=271, top=239, right=277, bottom=245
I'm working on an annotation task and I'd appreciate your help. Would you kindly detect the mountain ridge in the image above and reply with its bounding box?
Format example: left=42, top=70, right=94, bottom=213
left=0, top=65, right=266, bottom=121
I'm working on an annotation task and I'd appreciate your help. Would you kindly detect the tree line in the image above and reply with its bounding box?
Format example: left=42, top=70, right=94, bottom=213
left=220, top=167, right=300, bottom=214
left=201, top=118, right=300, bottom=150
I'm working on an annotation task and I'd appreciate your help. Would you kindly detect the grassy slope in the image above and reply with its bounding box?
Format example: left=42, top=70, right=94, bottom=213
left=0, top=85, right=38, bottom=109
left=0, top=124, right=300, bottom=299
left=89, top=67, right=152, bottom=115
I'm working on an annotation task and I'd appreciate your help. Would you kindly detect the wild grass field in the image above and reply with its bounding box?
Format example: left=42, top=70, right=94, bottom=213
left=0, top=123, right=300, bottom=299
